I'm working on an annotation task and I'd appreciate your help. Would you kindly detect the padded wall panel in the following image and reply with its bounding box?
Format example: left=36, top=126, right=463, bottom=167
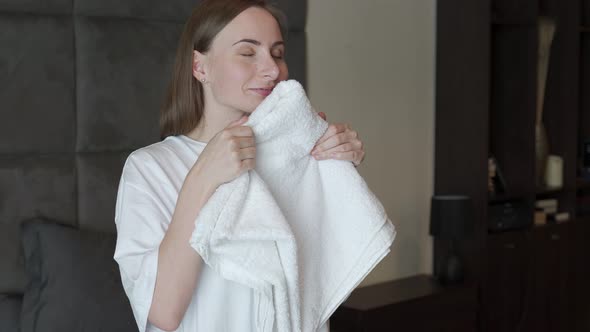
left=274, top=0, right=307, bottom=31
left=75, top=0, right=194, bottom=21
left=0, top=224, right=25, bottom=293
left=0, top=294, right=21, bottom=332
left=0, top=156, right=76, bottom=293
left=0, top=0, right=72, bottom=14
left=0, top=156, right=76, bottom=223
left=0, top=0, right=306, bottom=311
left=75, top=17, right=182, bottom=152
left=285, top=30, right=307, bottom=88
left=0, top=15, right=75, bottom=153
left=77, top=152, right=130, bottom=232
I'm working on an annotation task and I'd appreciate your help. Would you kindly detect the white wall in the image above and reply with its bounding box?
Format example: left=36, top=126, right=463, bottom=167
left=306, top=0, right=436, bottom=286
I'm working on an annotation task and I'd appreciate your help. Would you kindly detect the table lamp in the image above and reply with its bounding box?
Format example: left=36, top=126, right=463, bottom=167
left=430, top=195, right=473, bottom=284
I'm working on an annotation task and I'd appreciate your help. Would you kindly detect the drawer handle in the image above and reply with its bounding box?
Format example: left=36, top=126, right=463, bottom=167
left=551, top=234, right=560, bottom=241
left=503, top=243, right=516, bottom=249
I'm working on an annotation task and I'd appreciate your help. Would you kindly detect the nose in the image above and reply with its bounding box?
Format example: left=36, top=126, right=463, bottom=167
left=259, top=53, right=280, bottom=81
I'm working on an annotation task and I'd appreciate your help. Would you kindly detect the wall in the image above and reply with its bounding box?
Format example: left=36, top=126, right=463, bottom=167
left=306, top=0, right=436, bottom=286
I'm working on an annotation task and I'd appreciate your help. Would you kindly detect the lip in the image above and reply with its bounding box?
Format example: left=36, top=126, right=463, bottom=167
left=250, top=87, right=274, bottom=97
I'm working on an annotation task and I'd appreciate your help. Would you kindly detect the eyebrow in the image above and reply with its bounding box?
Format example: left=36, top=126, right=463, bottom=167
left=232, top=39, right=285, bottom=47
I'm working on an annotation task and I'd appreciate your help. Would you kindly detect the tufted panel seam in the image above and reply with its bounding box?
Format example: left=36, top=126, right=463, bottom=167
left=73, top=0, right=79, bottom=228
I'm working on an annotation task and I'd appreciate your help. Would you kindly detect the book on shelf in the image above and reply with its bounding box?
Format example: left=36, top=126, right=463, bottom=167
left=549, top=212, right=570, bottom=223
left=534, top=210, right=547, bottom=226
left=535, top=210, right=570, bottom=226
left=536, top=198, right=558, bottom=209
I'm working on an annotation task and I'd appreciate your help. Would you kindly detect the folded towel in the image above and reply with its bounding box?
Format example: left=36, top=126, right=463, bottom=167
left=189, top=80, right=396, bottom=332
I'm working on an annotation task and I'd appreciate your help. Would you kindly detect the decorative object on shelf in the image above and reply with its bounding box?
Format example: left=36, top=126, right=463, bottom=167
left=534, top=198, right=568, bottom=225
left=534, top=210, right=547, bottom=226
left=536, top=198, right=558, bottom=214
left=545, top=154, right=564, bottom=189
left=488, top=198, right=530, bottom=232
left=488, top=154, right=508, bottom=196
left=430, top=195, right=473, bottom=284
left=581, top=139, right=590, bottom=179
left=548, top=212, right=570, bottom=223
left=535, top=16, right=556, bottom=188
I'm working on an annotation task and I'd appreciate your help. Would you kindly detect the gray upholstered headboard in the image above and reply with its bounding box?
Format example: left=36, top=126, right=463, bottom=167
left=0, top=0, right=306, bottom=328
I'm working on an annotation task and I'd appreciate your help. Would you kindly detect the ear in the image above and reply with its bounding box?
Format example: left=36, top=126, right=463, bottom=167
left=193, top=50, right=207, bottom=81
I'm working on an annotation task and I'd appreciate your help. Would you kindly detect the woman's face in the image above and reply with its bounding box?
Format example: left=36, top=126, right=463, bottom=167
left=197, top=6, right=289, bottom=114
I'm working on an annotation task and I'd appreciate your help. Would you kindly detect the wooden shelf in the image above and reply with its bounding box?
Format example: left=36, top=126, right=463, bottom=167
left=488, top=193, right=526, bottom=204
left=331, top=275, right=477, bottom=331
left=491, top=19, right=536, bottom=26
left=535, top=186, right=564, bottom=197
left=339, top=275, right=456, bottom=311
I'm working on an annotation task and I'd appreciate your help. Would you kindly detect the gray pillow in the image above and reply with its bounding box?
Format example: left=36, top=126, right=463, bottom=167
left=0, top=294, right=21, bottom=332
left=20, top=220, right=136, bottom=332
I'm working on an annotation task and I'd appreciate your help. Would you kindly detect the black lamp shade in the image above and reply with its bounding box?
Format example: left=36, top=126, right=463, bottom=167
left=430, top=195, right=473, bottom=239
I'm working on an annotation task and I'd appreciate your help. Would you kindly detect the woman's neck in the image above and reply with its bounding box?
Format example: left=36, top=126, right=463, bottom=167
left=186, top=107, right=247, bottom=143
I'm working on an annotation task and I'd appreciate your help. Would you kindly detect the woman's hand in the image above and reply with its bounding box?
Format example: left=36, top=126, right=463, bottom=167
left=190, top=115, right=256, bottom=188
left=311, top=112, right=366, bottom=167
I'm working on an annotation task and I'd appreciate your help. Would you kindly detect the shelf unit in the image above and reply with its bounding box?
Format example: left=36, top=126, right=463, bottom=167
left=436, top=0, right=590, bottom=331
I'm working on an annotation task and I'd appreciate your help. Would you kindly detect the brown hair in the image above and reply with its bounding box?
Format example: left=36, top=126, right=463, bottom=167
left=159, top=0, right=287, bottom=139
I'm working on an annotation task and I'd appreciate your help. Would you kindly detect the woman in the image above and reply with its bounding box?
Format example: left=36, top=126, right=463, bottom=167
left=114, top=1, right=365, bottom=331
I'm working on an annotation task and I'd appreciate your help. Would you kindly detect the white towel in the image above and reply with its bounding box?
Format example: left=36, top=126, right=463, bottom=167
left=189, top=80, right=396, bottom=332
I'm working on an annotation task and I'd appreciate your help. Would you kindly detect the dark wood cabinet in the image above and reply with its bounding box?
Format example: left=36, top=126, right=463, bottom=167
left=570, top=219, right=590, bottom=331
left=483, top=225, right=573, bottom=332
left=333, top=0, right=590, bottom=329
left=436, top=0, right=590, bottom=331
left=482, top=231, right=530, bottom=332
left=331, top=275, right=477, bottom=332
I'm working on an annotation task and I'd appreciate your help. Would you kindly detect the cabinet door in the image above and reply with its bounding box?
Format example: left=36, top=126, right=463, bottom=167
left=571, top=220, right=590, bottom=331
left=544, top=224, right=570, bottom=332
left=483, top=230, right=531, bottom=332
left=524, top=224, right=570, bottom=332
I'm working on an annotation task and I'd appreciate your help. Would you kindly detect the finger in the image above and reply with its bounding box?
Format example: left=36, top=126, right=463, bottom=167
left=354, top=151, right=366, bottom=166
left=318, top=112, right=327, bottom=121
left=234, top=136, right=256, bottom=148
left=313, top=131, right=354, bottom=154
left=314, top=124, right=347, bottom=146
left=238, top=146, right=257, bottom=160
left=314, top=142, right=359, bottom=157
left=240, top=158, right=256, bottom=172
left=317, top=150, right=359, bottom=163
left=226, top=115, right=249, bottom=129
left=229, top=125, right=255, bottom=138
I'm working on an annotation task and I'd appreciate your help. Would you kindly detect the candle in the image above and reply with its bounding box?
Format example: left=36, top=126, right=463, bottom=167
left=545, top=155, right=563, bottom=189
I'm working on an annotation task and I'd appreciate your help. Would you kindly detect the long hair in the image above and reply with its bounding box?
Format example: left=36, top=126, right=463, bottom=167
left=159, top=0, right=287, bottom=139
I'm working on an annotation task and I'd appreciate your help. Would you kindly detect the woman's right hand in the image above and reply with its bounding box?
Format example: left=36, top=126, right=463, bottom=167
left=190, top=115, right=256, bottom=189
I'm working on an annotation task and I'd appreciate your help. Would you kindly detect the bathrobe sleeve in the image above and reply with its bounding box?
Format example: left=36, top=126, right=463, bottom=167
left=113, top=154, right=172, bottom=332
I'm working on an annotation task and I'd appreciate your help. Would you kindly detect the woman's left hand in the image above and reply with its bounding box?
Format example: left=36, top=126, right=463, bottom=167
left=311, top=112, right=366, bottom=167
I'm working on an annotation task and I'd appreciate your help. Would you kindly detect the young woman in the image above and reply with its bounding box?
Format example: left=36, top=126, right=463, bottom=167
left=114, top=1, right=365, bottom=331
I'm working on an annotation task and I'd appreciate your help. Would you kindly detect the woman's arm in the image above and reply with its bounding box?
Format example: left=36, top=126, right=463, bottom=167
left=147, top=165, right=217, bottom=331
left=147, top=116, right=255, bottom=331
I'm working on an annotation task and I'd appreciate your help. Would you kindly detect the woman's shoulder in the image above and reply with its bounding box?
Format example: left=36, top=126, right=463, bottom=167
left=121, top=136, right=198, bottom=185
left=125, top=138, right=171, bottom=167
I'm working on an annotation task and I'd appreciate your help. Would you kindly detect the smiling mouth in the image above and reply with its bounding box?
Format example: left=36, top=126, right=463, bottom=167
left=250, top=88, right=274, bottom=96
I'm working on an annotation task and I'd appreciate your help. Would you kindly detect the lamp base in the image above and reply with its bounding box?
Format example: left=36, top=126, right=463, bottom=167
left=437, top=253, right=464, bottom=285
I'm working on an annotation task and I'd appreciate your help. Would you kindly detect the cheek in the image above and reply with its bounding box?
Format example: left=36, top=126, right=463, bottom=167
left=216, top=61, right=253, bottom=85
